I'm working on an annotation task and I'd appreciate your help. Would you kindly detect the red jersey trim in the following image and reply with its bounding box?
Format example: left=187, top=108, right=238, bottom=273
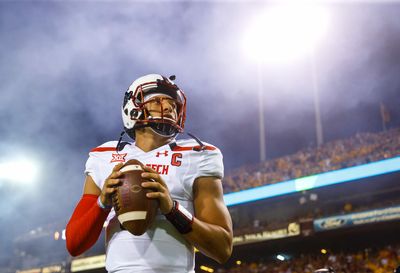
left=91, top=145, right=216, bottom=152
left=90, top=147, right=117, bottom=152
left=171, top=145, right=216, bottom=152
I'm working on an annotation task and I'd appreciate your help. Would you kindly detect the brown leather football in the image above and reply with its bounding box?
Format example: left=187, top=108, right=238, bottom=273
left=112, top=159, right=158, bottom=236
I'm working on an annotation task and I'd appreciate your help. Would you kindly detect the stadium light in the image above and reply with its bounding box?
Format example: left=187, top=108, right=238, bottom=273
left=242, top=4, right=330, bottom=158
left=276, top=254, right=285, bottom=261
left=200, top=265, right=214, bottom=272
left=242, top=4, right=330, bottom=63
left=0, top=158, right=40, bottom=185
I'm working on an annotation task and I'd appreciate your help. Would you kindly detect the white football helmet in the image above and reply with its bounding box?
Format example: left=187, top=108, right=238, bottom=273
left=122, top=74, right=186, bottom=139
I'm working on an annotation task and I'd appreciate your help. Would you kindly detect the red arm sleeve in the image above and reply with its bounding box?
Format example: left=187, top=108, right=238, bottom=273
left=66, top=194, right=110, bottom=256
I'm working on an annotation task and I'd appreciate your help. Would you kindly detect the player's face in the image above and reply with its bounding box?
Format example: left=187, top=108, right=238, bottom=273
left=145, top=95, right=178, bottom=122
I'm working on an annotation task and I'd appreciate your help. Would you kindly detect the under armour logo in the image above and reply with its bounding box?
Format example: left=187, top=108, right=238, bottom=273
left=111, top=153, right=127, bottom=163
left=156, top=151, right=169, bottom=157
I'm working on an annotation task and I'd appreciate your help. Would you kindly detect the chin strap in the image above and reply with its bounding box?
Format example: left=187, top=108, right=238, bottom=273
left=119, top=128, right=204, bottom=153
left=168, top=133, right=206, bottom=152
left=187, top=133, right=206, bottom=151
left=116, top=131, right=131, bottom=152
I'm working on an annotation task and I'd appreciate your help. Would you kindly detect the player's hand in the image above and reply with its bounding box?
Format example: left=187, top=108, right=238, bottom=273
left=141, top=165, right=173, bottom=214
left=100, top=163, right=124, bottom=207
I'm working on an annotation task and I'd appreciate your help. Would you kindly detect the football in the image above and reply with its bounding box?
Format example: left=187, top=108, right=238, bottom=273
left=112, top=159, right=158, bottom=236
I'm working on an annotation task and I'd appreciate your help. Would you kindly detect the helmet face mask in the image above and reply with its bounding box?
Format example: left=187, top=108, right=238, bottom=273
left=122, top=74, right=186, bottom=139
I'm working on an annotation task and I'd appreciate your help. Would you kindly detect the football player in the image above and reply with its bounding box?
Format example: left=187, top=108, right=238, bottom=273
left=66, top=74, right=233, bottom=273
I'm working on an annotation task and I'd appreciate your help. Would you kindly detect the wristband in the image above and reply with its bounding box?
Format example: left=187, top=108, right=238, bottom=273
left=97, top=196, right=112, bottom=210
left=164, top=200, right=193, bottom=234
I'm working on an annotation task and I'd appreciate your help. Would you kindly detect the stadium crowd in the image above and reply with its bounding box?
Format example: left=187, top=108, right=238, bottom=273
left=216, top=244, right=400, bottom=273
left=223, top=128, right=400, bottom=193
left=231, top=194, right=400, bottom=237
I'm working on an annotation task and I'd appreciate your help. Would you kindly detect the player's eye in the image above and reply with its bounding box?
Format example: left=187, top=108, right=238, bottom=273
left=169, top=101, right=177, bottom=109
left=148, top=99, right=161, bottom=106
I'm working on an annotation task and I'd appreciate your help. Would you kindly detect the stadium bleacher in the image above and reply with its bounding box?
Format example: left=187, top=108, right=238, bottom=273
left=223, top=128, right=400, bottom=193
left=215, top=243, right=400, bottom=273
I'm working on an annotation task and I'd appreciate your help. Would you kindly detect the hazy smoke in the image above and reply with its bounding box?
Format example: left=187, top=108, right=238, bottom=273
left=0, top=1, right=399, bottom=267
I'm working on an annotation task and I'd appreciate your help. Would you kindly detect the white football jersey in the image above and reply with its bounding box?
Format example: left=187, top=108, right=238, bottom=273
left=85, top=138, right=224, bottom=273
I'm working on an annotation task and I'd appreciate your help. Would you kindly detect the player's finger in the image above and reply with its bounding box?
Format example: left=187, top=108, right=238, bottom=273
left=141, top=181, right=164, bottom=192
left=108, top=164, right=124, bottom=178
left=145, top=191, right=163, bottom=199
left=141, top=172, right=162, bottom=182
left=107, top=178, right=122, bottom=187
left=142, top=165, right=157, bottom=174
left=109, top=170, right=123, bottom=179
left=143, top=174, right=166, bottom=188
left=113, top=163, right=124, bottom=171
left=105, top=187, right=117, bottom=194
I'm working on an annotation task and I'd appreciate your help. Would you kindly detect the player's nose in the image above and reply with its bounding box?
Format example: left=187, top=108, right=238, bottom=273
left=162, top=101, right=174, bottom=113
